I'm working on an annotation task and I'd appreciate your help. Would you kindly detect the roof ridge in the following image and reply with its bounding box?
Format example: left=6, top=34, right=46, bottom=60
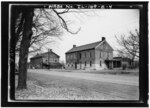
left=31, top=50, right=60, bottom=59
left=42, top=51, right=60, bottom=57
left=66, top=40, right=102, bottom=53
left=75, top=41, right=101, bottom=48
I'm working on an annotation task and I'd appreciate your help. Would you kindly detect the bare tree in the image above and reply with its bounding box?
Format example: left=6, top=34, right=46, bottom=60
left=15, top=9, right=83, bottom=55
left=17, top=7, right=34, bottom=89
left=12, top=7, right=87, bottom=89
left=115, top=29, right=139, bottom=67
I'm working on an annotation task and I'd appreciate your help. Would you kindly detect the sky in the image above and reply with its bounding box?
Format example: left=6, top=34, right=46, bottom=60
left=28, top=9, right=139, bottom=63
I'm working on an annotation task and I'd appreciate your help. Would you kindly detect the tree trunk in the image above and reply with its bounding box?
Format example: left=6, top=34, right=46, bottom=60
left=17, top=8, right=34, bottom=90
left=130, top=55, right=135, bottom=69
left=10, top=6, right=16, bottom=99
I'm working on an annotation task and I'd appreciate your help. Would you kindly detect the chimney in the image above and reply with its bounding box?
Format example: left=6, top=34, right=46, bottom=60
left=73, top=45, right=76, bottom=48
left=49, top=49, right=52, bottom=52
left=102, top=37, right=105, bottom=41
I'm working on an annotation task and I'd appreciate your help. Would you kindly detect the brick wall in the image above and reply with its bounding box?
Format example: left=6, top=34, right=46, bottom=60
left=66, top=49, right=95, bottom=69
left=30, top=57, right=43, bottom=69
left=95, top=41, right=113, bottom=70
left=42, top=52, right=59, bottom=63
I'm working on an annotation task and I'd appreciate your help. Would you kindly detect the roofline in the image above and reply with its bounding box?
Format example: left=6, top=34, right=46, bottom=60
left=95, top=40, right=114, bottom=51
left=51, top=52, right=60, bottom=58
left=95, top=40, right=105, bottom=49
left=30, top=56, right=42, bottom=59
left=65, top=41, right=102, bottom=54
left=30, top=51, right=60, bottom=59
left=44, top=51, right=60, bottom=57
left=65, top=48, right=95, bottom=54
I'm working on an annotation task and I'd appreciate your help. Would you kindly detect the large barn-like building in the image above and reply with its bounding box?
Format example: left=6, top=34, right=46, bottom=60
left=65, top=37, right=114, bottom=70
left=30, top=49, right=62, bottom=69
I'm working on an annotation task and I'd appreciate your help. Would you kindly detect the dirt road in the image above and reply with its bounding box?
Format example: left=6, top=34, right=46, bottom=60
left=28, top=69, right=139, bottom=86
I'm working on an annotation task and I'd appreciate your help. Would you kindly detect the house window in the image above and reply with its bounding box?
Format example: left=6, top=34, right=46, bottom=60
left=79, top=53, right=81, bottom=59
left=45, top=60, right=48, bottom=63
left=107, top=52, right=109, bottom=59
left=74, top=54, right=76, bottom=59
left=100, top=52, right=101, bottom=58
left=85, top=62, right=86, bottom=67
left=90, top=52, right=92, bottom=58
left=103, top=52, right=104, bottom=58
left=101, top=52, right=103, bottom=58
left=67, top=55, right=70, bottom=59
left=82, top=53, right=84, bottom=58
left=100, top=61, right=102, bottom=66
left=103, top=52, right=105, bottom=58
left=71, top=55, right=72, bottom=59
left=90, top=61, right=92, bottom=67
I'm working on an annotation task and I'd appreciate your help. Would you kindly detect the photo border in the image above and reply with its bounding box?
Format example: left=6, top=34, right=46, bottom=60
left=1, top=1, right=148, bottom=107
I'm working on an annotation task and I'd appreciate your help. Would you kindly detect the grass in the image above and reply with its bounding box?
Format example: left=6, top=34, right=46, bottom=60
left=15, top=72, right=139, bottom=100
left=15, top=77, right=121, bottom=100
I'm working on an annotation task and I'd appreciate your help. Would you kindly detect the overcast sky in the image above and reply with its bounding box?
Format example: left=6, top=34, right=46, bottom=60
left=28, top=9, right=139, bottom=63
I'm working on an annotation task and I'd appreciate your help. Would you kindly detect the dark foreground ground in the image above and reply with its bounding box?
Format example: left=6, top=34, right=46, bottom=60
left=15, top=69, right=139, bottom=100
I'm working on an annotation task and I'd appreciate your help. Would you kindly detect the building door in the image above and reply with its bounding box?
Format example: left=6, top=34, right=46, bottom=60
left=109, top=61, right=113, bottom=69
left=80, top=62, right=81, bottom=69
left=75, top=62, right=77, bottom=69
left=105, top=61, right=109, bottom=68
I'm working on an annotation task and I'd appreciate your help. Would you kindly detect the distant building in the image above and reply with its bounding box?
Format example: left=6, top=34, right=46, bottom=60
left=113, top=57, right=132, bottom=68
left=65, top=37, right=114, bottom=70
left=30, top=49, right=62, bottom=69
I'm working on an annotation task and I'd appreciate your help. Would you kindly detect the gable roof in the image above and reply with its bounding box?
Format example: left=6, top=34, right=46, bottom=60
left=30, top=54, right=42, bottom=59
left=31, top=51, right=60, bottom=59
left=66, top=41, right=102, bottom=53
left=95, top=40, right=114, bottom=51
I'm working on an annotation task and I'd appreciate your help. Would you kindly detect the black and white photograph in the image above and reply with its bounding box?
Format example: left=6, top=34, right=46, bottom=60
left=1, top=1, right=148, bottom=107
